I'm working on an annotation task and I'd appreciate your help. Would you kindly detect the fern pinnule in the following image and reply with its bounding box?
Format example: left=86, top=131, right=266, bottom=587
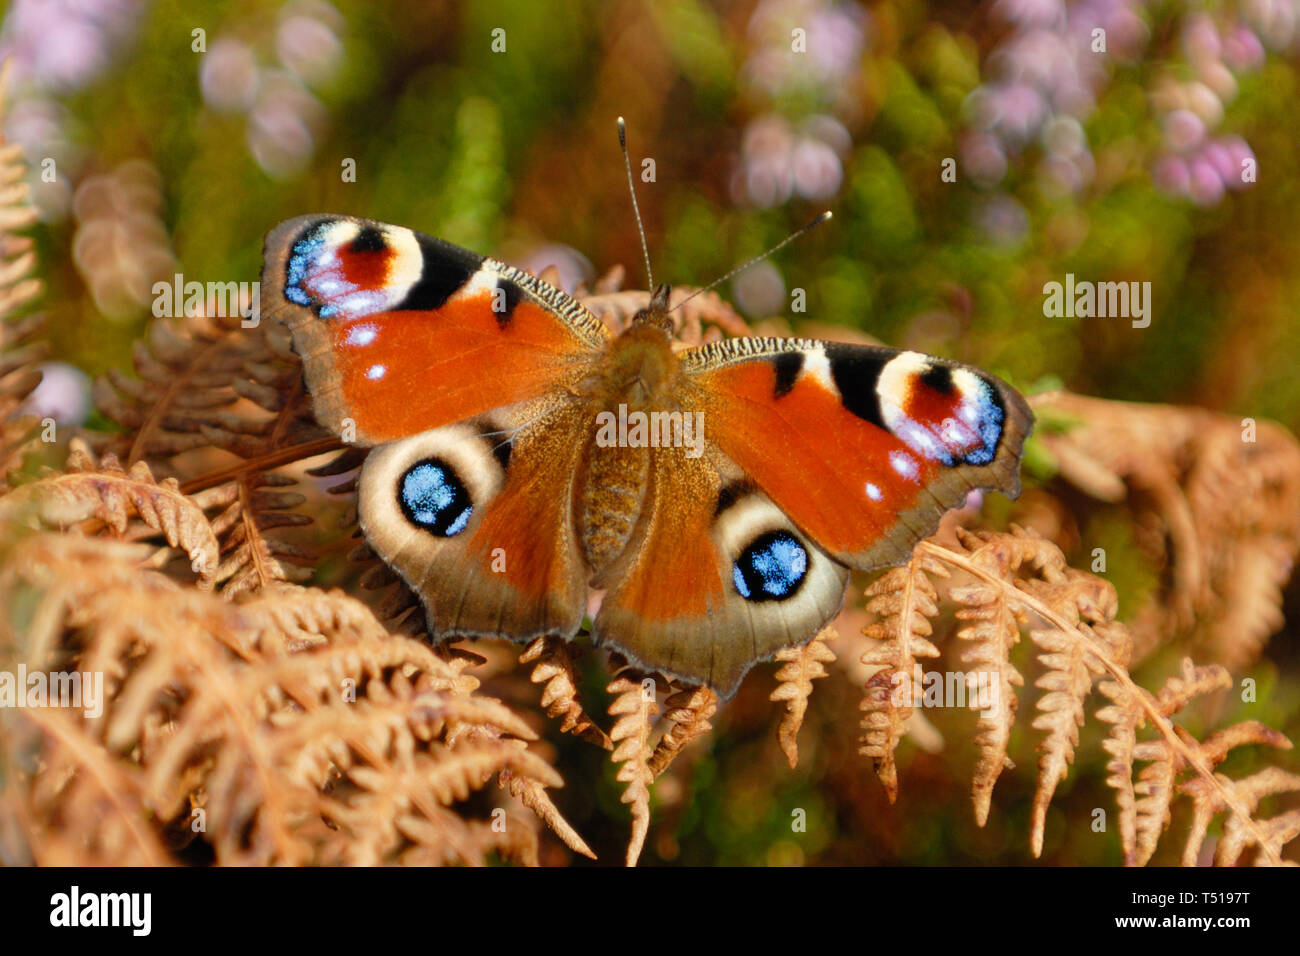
left=770, top=626, right=836, bottom=769
left=521, top=634, right=612, bottom=749
left=1023, top=572, right=1117, bottom=857
left=607, top=670, right=658, bottom=866
left=950, top=563, right=1024, bottom=825
left=648, top=682, right=718, bottom=779
left=858, top=553, right=945, bottom=801
left=0, top=60, right=44, bottom=480
left=1, top=438, right=219, bottom=585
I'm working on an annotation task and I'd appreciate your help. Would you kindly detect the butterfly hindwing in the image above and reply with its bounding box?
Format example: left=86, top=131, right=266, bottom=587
left=590, top=446, right=849, bottom=696
left=261, top=214, right=610, bottom=445
left=357, top=397, right=589, bottom=642
left=680, top=338, right=1033, bottom=570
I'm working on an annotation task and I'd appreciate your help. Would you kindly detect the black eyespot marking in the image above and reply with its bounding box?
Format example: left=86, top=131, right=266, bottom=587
left=919, top=363, right=954, bottom=394
left=825, top=345, right=890, bottom=429
left=772, top=352, right=803, bottom=398
left=494, top=279, right=524, bottom=328
left=489, top=436, right=512, bottom=472
left=714, top=481, right=753, bottom=516
left=349, top=226, right=387, bottom=254
left=732, top=530, right=808, bottom=602
left=401, top=235, right=483, bottom=311
left=398, top=458, right=473, bottom=536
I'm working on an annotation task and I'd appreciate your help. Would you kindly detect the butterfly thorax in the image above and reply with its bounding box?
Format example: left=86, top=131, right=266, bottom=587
left=577, top=318, right=684, bottom=580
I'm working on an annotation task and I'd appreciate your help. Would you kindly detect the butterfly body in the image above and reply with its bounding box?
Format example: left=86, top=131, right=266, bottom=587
left=263, top=214, right=1033, bottom=696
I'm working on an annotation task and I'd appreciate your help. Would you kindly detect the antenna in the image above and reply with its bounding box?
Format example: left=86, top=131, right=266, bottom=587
left=617, top=116, right=654, bottom=293
left=668, top=210, right=832, bottom=313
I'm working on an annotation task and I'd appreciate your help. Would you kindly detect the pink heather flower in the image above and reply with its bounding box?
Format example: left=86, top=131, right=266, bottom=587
left=1181, top=13, right=1222, bottom=66
left=992, top=0, right=1066, bottom=29
left=1222, top=25, right=1266, bottom=70
left=791, top=137, right=842, bottom=199
left=516, top=244, right=593, bottom=294
left=960, top=131, right=1008, bottom=187
left=1187, top=156, right=1226, bottom=205
left=1221, top=135, right=1256, bottom=189
left=277, top=7, right=343, bottom=88
left=23, top=362, right=92, bottom=425
left=200, top=38, right=260, bottom=113
left=1163, top=108, right=1207, bottom=151
left=1152, top=154, right=1191, bottom=196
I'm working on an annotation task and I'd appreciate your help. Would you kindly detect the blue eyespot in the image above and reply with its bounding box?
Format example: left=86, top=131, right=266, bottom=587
left=732, top=531, right=808, bottom=602
left=398, top=459, right=473, bottom=536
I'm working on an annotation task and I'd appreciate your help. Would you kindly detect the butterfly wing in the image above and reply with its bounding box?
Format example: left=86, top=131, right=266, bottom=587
left=590, top=337, right=1031, bottom=696
left=357, top=399, right=590, bottom=642
left=261, top=214, right=610, bottom=444
left=261, top=215, right=606, bottom=642
left=681, top=337, right=1033, bottom=569
left=591, top=446, right=849, bottom=697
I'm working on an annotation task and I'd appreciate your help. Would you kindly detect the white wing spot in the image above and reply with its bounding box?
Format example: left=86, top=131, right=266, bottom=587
left=889, top=450, right=919, bottom=481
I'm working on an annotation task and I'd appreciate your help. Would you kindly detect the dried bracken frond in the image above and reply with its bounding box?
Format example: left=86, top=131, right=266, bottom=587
left=0, top=65, right=45, bottom=478
left=1, top=438, right=219, bottom=585
left=191, top=470, right=312, bottom=596
left=0, top=529, right=580, bottom=866
left=914, top=531, right=1297, bottom=865
left=770, top=626, right=836, bottom=769
left=649, top=682, right=717, bottom=779
left=858, top=554, right=946, bottom=801
left=1023, top=569, right=1117, bottom=856
left=1033, top=390, right=1300, bottom=670
left=950, top=545, right=1027, bottom=825
left=520, top=635, right=612, bottom=749
left=92, top=313, right=337, bottom=596
left=607, top=671, right=658, bottom=866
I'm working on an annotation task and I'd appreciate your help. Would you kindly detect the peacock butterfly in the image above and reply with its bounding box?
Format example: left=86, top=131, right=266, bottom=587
left=260, top=132, right=1033, bottom=698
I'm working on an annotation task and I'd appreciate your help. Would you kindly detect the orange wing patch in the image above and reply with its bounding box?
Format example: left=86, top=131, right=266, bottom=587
left=328, top=297, right=597, bottom=443
left=694, top=359, right=937, bottom=560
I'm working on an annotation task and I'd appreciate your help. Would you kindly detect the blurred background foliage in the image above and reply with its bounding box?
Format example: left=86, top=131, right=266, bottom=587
left=3, top=0, right=1299, bottom=865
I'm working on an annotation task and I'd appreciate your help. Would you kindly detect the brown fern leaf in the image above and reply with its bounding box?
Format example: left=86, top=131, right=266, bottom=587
left=93, top=312, right=338, bottom=597
left=919, top=533, right=1298, bottom=866
left=0, top=67, right=46, bottom=478
left=500, top=769, right=597, bottom=859
left=1177, top=727, right=1297, bottom=866
left=950, top=596, right=1022, bottom=823
left=649, top=682, right=718, bottom=779
left=607, top=671, right=658, bottom=866
left=3, top=706, right=170, bottom=866
left=770, top=626, right=836, bottom=769
left=1096, top=674, right=1144, bottom=864
left=193, top=471, right=312, bottom=597
left=0, top=532, right=579, bottom=866
left=520, top=635, right=612, bottom=749
left=93, top=314, right=270, bottom=466
left=0, top=438, right=219, bottom=585
left=858, top=553, right=946, bottom=801
left=1033, top=391, right=1300, bottom=669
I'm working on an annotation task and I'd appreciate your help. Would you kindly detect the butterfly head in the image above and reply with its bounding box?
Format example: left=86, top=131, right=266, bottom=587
left=630, top=283, right=675, bottom=336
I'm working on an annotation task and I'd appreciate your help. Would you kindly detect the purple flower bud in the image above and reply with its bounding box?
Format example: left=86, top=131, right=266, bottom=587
left=1163, top=108, right=1206, bottom=151
left=1181, top=13, right=1222, bottom=65
left=1222, top=24, right=1266, bottom=70
left=1188, top=156, right=1226, bottom=205
left=1152, top=154, right=1191, bottom=195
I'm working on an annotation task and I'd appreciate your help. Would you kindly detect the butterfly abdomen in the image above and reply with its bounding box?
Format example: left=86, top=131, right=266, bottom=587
left=580, top=441, right=650, bottom=580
